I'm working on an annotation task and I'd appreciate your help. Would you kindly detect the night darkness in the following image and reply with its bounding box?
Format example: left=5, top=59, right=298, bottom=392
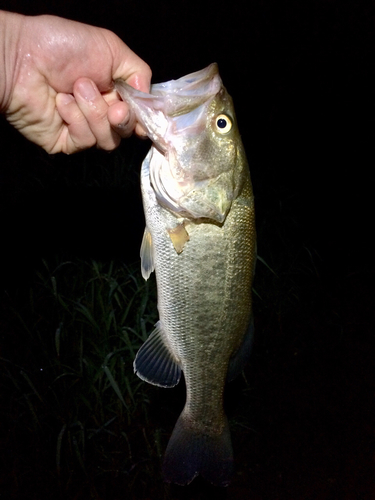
left=0, top=1, right=374, bottom=499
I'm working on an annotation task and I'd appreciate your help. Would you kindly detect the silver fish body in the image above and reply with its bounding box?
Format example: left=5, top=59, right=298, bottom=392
left=115, top=64, right=256, bottom=486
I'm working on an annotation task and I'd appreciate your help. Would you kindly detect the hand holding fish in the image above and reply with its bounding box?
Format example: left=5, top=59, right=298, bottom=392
left=0, top=11, right=151, bottom=153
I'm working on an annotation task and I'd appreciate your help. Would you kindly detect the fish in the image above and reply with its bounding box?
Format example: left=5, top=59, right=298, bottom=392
left=115, top=63, right=256, bottom=487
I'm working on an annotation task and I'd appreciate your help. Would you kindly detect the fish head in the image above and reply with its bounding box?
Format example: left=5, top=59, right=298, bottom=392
left=115, top=63, right=247, bottom=223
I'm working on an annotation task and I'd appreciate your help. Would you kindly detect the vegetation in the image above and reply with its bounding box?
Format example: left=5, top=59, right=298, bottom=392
left=0, top=257, right=170, bottom=498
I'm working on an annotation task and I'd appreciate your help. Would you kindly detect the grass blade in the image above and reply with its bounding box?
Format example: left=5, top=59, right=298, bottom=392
left=103, top=364, right=128, bottom=410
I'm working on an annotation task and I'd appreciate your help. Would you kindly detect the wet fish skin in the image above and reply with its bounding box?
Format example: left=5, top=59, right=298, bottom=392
left=115, top=64, right=256, bottom=486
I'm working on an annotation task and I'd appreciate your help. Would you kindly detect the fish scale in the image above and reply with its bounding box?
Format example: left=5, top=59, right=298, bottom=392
left=115, top=63, right=256, bottom=486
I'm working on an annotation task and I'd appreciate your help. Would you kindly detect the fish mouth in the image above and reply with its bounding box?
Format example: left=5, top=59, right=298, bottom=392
left=151, top=63, right=222, bottom=115
left=114, top=63, right=222, bottom=150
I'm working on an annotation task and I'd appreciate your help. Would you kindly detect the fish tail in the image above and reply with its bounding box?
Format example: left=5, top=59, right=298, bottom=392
left=162, top=411, right=233, bottom=486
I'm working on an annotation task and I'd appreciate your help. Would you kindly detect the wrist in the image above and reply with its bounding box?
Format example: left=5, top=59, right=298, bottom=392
left=0, top=11, right=24, bottom=114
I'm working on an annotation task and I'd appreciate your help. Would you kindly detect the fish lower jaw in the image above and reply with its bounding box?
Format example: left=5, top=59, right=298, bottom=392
left=174, top=195, right=230, bottom=224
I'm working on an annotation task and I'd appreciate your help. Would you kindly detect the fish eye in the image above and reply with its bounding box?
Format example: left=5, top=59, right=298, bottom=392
left=215, top=114, right=232, bottom=134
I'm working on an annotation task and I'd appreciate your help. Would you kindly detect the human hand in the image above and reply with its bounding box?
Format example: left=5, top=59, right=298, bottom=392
left=0, top=12, right=151, bottom=154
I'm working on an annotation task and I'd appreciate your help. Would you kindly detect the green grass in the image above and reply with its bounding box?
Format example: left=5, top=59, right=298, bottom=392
left=0, top=257, right=177, bottom=499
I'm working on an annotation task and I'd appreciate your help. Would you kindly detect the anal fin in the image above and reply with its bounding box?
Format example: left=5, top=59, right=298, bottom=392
left=134, top=321, right=181, bottom=388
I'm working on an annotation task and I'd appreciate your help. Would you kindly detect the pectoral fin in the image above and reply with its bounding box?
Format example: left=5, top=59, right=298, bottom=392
left=134, top=321, right=181, bottom=388
left=140, top=227, right=154, bottom=280
left=167, top=222, right=189, bottom=254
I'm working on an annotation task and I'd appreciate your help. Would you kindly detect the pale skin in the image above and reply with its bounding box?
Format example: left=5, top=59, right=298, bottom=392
left=0, top=11, right=152, bottom=154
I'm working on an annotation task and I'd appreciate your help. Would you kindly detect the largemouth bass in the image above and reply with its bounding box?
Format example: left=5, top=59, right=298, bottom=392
left=115, top=63, right=256, bottom=486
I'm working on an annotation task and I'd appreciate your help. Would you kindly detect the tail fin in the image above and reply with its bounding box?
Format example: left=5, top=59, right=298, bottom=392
left=162, top=411, right=233, bottom=487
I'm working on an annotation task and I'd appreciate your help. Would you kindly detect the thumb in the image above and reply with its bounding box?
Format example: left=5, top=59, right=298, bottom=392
left=108, top=34, right=152, bottom=93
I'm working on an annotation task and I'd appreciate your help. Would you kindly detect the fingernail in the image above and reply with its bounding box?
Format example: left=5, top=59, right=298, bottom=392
left=76, top=80, right=97, bottom=101
left=117, top=113, right=130, bottom=129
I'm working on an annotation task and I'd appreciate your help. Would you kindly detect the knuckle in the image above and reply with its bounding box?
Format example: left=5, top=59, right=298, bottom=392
left=142, top=62, right=152, bottom=81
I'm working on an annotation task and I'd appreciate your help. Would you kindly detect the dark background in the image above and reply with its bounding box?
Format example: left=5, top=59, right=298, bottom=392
left=1, top=1, right=374, bottom=499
